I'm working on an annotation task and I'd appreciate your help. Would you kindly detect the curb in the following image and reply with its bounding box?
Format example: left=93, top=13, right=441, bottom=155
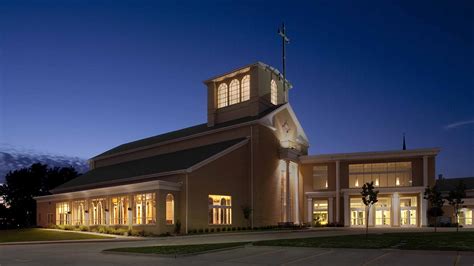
left=0, top=238, right=142, bottom=246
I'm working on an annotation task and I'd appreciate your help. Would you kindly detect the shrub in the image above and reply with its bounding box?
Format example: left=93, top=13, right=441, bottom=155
left=216, top=228, right=221, bottom=232
left=232, top=227, right=236, bottom=231
left=159, top=232, right=171, bottom=237
left=79, top=225, right=89, bottom=232
left=64, top=225, right=75, bottom=231
left=204, top=228, right=209, bottom=233
left=198, top=229, right=204, bottom=233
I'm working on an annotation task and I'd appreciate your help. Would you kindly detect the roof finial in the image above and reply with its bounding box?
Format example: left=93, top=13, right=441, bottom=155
left=402, top=133, right=406, bottom=150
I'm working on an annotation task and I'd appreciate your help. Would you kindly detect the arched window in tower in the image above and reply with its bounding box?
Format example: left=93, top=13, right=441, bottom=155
left=217, top=83, right=228, bottom=108
left=271, top=79, right=278, bottom=105
left=241, top=75, right=250, bottom=101
left=229, top=79, right=240, bottom=105
left=166, top=194, right=175, bottom=225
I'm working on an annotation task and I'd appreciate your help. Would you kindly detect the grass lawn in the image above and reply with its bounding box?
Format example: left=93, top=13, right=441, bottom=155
left=254, top=232, right=474, bottom=251
left=0, top=228, right=113, bottom=243
left=106, top=242, right=248, bottom=255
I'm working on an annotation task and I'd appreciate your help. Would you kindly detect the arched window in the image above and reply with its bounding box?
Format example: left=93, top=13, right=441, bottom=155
left=217, top=83, right=228, bottom=108
left=229, top=79, right=240, bottom=105
left=241, top=75, right=250, bottom=101
left=270, top=80, right=278, bottom=105
left=166, top=194, right=175, bottom=225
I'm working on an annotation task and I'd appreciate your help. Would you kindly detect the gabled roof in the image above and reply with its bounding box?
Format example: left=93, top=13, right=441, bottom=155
left=93, top=104, right=283, bottom=159
left=436, top=177, right=474, bottom=192
left=53, top=138, right=248, bottom=193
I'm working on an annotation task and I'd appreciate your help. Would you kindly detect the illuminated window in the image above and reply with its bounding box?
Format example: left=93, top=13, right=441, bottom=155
left=111, top=196, right=129, bottom=225
left=458, top=208, right=473, bottom=226
left=217, top=83, right=228, bottom=108
left=271, top=80, right=277, bottom=105
left=350, top=198, right=365, bottom=226
left=208, top=195, right=232, bottom=225
left=134, top=193, right=156, bottom=225
left=400, top=196, right=417, bottom=226
left=349, top=162, right=412, bottom=188
left=313, top=165, right=328, bottom=190
left=56, top=202, right=70, bottom=225
left=166, top=194, right=175, bottom=225
left=229, top=79, right=240, bottom=105
left=375, top=198, right=391, bottom=226
left=91, top=198, right=106, bottom=225
left=72, top=200, right=86, bottom=225
left=313, top=200, right=328, bottom=225
left=241, top=75, right=250, bottom=101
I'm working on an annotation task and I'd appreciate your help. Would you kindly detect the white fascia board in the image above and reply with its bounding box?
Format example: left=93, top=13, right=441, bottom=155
left=35, top=180, right=182, bottom=202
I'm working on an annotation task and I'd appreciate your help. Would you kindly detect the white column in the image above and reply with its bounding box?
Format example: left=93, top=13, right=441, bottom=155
left=344, top=193, right=350, bottom=226
left=128, top=209, right=133, bottom=229
left=328, top=197, right=334, bottom=224
left=368, top=205, right=374, bottom=226
left=105, top=211, right=110, bottom=225
left=294, top=163, right=300, bottom=224
left=286, top=160, right=291, bottom=222
left=423, top=156, right=428, bottom=187
left=85, top=212, right=90, bottom=226
left=336, top=161, right=340, bottom=223
left=392, top=193, right=400, bottom=227
left=420, top=192, right=428, bottom=227
left=307, top=198, right=313, bottom=223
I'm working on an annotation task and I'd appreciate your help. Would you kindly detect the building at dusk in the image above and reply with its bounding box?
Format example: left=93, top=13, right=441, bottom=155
left=36, top=62, right=448, bottom=233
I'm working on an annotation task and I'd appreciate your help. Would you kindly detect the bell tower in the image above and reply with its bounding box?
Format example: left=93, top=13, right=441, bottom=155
left=204, top=62, right=292, bottom=127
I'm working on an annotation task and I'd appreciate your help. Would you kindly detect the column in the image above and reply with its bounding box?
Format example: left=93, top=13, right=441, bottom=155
left=128, top=196, right=133, bottom=229
left=307, top=197, right=313, bottom=223
left=105, top=211, right=110, bottom=225
left=294, top=163, right=300, bottom=224
left=286, top=160, right=291, bottom=222
left=344, top=193, right=350, bottom=226
left=420, top=192, right=428, bottom=227
left=392, top=193, right=400, bottom=227
left=368, top=205, right=374, bottom=226
left=328, top=197, right=334, bottom=224
left=336, top=161, right=340, bottom=223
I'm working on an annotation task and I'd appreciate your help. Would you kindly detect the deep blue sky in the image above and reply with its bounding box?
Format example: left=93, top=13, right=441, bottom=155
left=0, top=1, right=472, bottom=177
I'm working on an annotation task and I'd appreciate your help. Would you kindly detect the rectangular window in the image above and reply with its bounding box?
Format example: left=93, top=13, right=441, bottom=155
left=47, top=213, right=54, bottom=225
left=111, top=196, right=129, bottom=225
left=312, top=165, right=328, bottom=190
left=313, top=200, right=328, bottom=225
left=133, top=193, right=156, bottom=225
left=349, top=162, right=412, bottom=188
left=208, top=195, right=232, bottom=225
left=56, top=202, right=70, bottom=225
left=350, top=198, right=365, bottom=226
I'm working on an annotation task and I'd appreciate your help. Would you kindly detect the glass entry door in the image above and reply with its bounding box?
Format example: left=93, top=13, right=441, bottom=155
left=375, top=209, right=391, bottom=226
left=400, top=209, right=417, bottom=226
left=351, top=209, right=365, bottom=226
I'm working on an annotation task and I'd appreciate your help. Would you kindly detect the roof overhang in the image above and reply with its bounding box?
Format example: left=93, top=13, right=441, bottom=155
left=300, top=148, right=440, bottom=164
left=203, top=61, right=293, bottom=89
left=36, top=180, right=182, bottom=202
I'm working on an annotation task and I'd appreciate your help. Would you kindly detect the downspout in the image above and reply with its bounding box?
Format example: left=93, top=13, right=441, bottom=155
left=186, top=173, right=189, bottom=234
left=250, top=126, right=254, bottom=228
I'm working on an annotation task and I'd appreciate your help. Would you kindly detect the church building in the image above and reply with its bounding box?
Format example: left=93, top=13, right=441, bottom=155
left=36, top=62, right=440, bottom=233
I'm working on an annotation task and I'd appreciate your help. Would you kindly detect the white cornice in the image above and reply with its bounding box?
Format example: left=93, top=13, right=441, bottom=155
left=300, top=148, right=441, bottom=164
left=341, top=186, right=426, bottom=195
left=36, top=180, right=182, bottom=202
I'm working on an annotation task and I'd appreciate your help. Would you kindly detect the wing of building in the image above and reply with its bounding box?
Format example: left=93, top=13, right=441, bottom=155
left=36, top=62, right=452, bottom=233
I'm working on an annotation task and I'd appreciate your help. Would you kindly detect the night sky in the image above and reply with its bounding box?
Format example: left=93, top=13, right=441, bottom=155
left=1, top=1, right=472, bottom=178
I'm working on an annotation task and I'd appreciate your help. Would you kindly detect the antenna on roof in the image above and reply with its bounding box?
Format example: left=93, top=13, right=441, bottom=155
left=402, top=133, right=406, bottom=150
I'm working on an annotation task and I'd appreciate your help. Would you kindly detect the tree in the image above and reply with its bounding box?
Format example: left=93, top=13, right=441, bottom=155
left=361, top=181, right=378, bottom=238
left=424, top=185, right=444, bottom=232
left=0, top=163, right=79, bottom=227
left=446, top=180, right=466, bottom=232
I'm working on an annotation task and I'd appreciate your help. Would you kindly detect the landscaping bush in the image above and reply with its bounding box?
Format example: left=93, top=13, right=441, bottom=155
left=79, top=225, right=88, bottom=232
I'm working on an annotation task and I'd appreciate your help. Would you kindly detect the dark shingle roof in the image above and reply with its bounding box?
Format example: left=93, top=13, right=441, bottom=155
left=53, top=138, right=247, bottom=193
left=94, top=104, right=283, bottom=158
left=436, top=177, right=474, bottom=191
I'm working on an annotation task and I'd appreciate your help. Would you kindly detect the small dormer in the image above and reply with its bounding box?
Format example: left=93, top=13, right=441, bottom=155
left=204, top=62, right=292, bottom=126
